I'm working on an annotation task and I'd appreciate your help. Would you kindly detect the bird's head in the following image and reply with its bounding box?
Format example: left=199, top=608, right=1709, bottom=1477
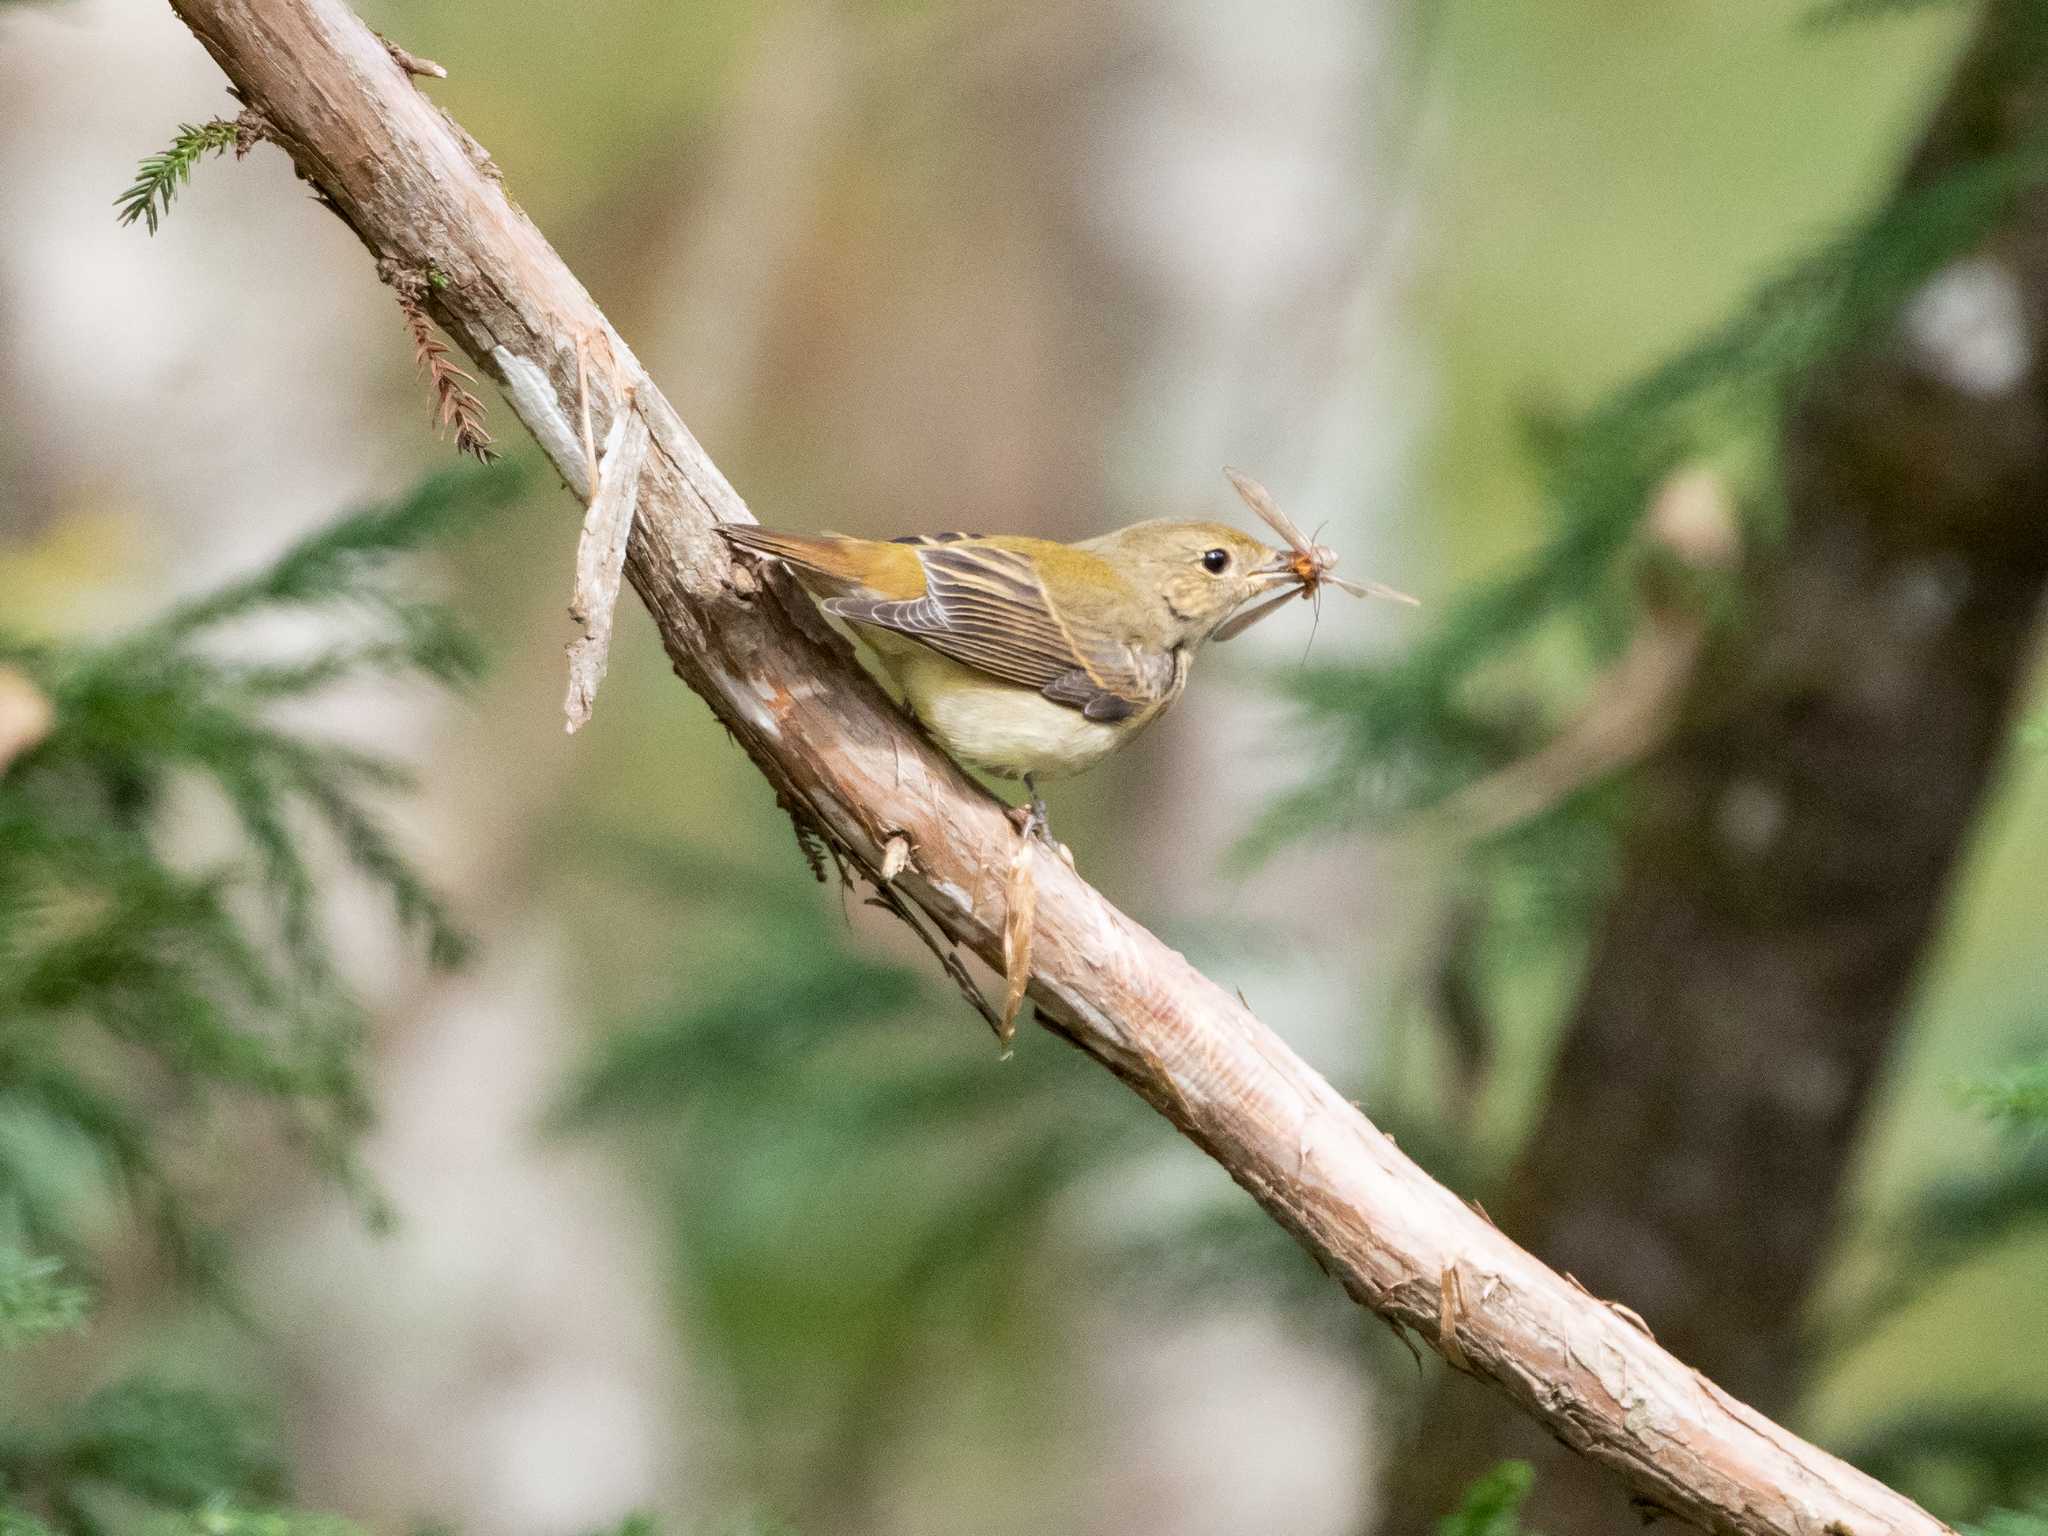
left=1083, top=519, right=1304, bottom=647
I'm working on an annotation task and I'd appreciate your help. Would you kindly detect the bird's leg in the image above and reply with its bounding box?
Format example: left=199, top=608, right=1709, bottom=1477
left=1007, top=775, right=1075, bottom=869
left=1025, top=776, right=1048, bottom=842
left=1014, top=775, right=1052, bottom=844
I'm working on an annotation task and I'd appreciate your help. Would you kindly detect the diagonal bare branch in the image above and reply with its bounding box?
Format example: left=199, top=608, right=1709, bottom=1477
left=158, top=4, right=1953, bottom=1532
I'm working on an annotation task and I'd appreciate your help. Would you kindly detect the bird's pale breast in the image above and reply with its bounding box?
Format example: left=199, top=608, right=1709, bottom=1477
left=885, top=646, right=1132, bottom=781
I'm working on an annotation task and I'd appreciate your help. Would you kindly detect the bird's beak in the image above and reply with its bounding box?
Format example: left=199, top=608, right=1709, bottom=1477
left=1252, top=552, right=1302, bottom=584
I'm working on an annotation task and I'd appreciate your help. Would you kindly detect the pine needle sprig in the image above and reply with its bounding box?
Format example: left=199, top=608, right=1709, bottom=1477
left=1438, top=1461, right=1540, bottom=1536
left=42, top=469, right=515, bottom=970
left=0, top=1249, right=89, bottom=1349
left=114, top=120, right=241, bottom=235
left=1963, top=1057, right=2048, bottom=1135
left=0, top=1378, right=317, bottom=1533
left=396, top=290, right=497, bottom=463
left=138, top=466, right=515, bottom=647
left=0, top=467, right=505, bottom=1302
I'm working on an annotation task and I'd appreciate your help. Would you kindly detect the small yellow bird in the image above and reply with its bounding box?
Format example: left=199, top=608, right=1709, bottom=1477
left=718, top=470, right=1412, bottom=837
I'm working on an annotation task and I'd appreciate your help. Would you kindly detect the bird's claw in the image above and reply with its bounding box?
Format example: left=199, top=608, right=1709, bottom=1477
left=1008, top=794, right=1054, bottom=846
left=1008, top=796, right=1073, bottom=866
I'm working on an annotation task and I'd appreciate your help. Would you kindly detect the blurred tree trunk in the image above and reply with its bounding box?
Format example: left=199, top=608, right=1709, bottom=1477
left=1382, top=5, right=2048, bottom=1531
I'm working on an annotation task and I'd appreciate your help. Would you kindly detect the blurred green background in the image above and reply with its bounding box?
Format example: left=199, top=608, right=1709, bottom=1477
left=3, top=1, right=2044, bottom=1533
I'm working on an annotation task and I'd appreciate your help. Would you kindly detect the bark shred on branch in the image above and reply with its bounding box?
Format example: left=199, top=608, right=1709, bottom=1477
left=565, top=334, right=650, bottom=732
left=159, top=3, right=1960, bottom=1532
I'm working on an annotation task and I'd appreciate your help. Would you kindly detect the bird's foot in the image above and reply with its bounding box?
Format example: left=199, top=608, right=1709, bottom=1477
left=1007, top=793, right=1073, bottom=868
left=1008, top=795, right=1051, bottom=843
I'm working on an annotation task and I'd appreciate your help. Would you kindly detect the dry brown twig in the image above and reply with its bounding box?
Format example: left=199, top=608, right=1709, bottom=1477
left=158, top=5, right=1955, bottom=1532
left=998, top=835, right=1037, bottom=1049
left=383, top=260, right=496, bottom=463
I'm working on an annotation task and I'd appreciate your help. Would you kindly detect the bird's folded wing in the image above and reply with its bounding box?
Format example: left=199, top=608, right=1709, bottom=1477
left=822, top=542, right=1159, bottom=722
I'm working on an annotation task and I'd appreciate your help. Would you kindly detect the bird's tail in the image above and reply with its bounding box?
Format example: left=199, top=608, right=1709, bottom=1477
left=717, top=524, right=926, bottom=602
left=717, top=525, right=862, bottom=579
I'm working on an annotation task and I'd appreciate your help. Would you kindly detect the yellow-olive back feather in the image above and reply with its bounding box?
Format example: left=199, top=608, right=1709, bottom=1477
left=820, top=538, right=1167, bottom=721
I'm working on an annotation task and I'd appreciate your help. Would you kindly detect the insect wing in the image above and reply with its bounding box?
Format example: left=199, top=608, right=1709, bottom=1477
left=1223, top=466, right=1314, bottom=554
left=1213, top=583, right=1309, bottom=642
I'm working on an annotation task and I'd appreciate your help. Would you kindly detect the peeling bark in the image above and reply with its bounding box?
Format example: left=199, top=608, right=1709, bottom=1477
left=160, top=3, right=1961, bottom=1532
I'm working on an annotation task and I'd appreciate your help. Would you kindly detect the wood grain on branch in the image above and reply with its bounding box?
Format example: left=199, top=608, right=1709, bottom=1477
left=161, top=4, right=1953, bottom=1532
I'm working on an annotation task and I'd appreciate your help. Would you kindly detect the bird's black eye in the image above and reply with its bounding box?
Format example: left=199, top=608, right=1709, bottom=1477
left=1201, top=548, right=1231, bottom=575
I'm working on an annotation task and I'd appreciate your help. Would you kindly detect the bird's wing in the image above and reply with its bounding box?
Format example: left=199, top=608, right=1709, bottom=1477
left=821, top=541, right=1162, bottom=721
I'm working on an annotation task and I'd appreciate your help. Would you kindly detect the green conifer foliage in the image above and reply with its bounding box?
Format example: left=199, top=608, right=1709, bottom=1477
left=0, top=466, right=515, bottom=1535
